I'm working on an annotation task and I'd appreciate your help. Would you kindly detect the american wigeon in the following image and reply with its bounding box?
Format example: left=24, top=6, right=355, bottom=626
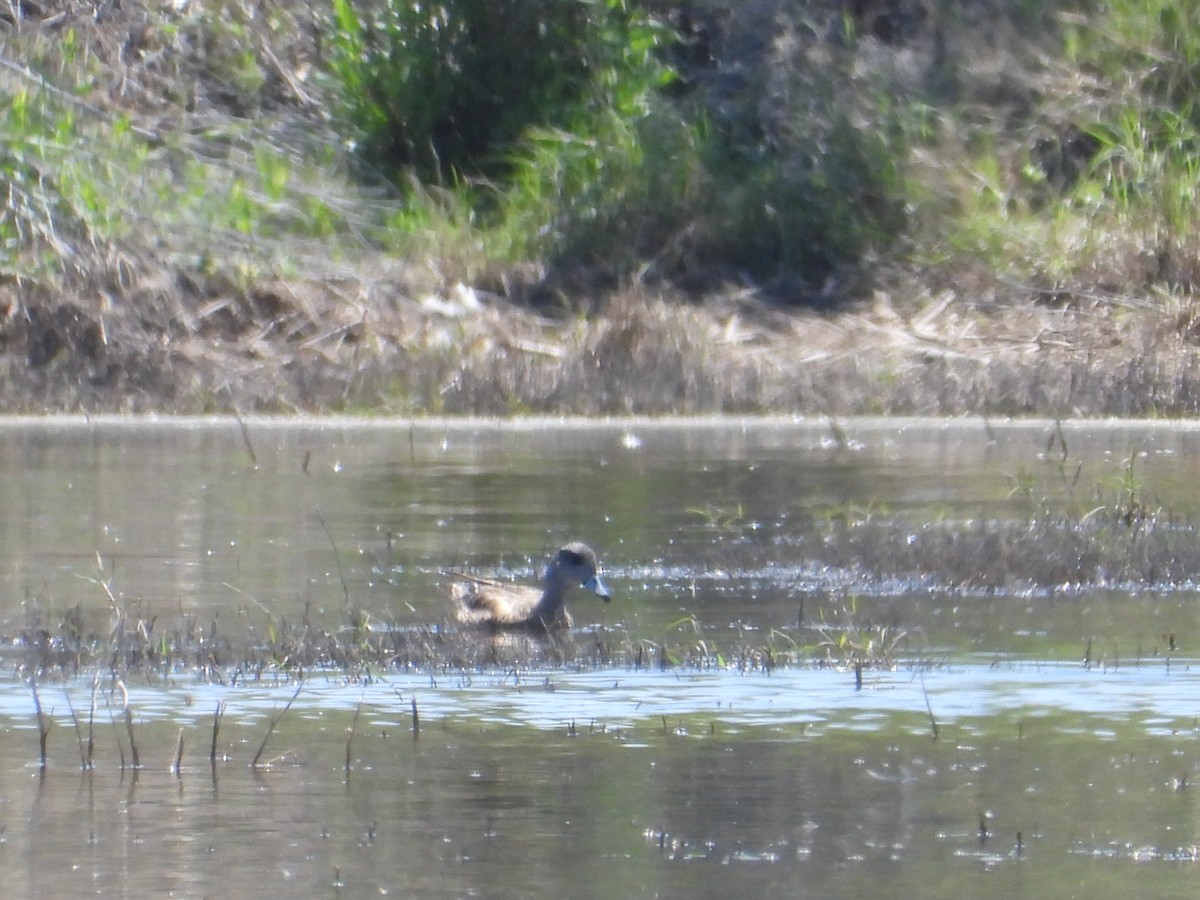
left=452, top=541, right=611, bottom=632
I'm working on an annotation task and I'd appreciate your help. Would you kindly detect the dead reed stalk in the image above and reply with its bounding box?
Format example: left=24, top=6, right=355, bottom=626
left=124, top=707, right=139, bottom=768
left=346, top=696, right=363, bottom=777
left=117, top=679, right=140, bottom=768
left=210, top=701, right=226, bottom=764
left=30, top=679, right=48, bottom=769
left=921, top=671, right=940, bottom=741
left=103, top=688, right=126, bottom=770
left=88, top=675, right=98, bottom=768
left=251, top=681, right=303, bottom=770
left=316, top=509, right=351, bottom=608
left=64, top=688, right=88, bottom=770
left=235, top=413, right=258, bottom=468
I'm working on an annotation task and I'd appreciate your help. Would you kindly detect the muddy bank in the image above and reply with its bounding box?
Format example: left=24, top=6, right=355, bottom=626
left=4, top=275, right=1198, bottom=417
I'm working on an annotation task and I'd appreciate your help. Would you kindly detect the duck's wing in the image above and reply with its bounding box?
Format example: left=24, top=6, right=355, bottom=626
left=451, top=580, right=543, bottom=626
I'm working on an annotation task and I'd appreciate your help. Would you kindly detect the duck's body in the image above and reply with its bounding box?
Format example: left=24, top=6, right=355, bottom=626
left=452, top=542, right=611, bottom=632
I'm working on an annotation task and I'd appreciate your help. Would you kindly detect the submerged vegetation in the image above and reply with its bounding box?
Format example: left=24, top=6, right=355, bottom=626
left=4, top=1, right=1200, bottom=412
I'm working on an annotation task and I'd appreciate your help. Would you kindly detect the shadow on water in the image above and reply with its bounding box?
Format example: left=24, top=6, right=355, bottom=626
left=2, top=416, right=1200, bottom=895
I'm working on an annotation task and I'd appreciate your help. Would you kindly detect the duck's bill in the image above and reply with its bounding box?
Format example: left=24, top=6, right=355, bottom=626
left=584, top=575, right=612, bottom=601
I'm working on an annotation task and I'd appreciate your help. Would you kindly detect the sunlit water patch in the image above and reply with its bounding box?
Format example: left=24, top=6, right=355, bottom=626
left=4, top=658, right=1200, bottom=738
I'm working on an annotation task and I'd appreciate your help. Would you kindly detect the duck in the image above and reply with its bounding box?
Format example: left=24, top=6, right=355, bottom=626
left=452, top=541, right=611, bottom=632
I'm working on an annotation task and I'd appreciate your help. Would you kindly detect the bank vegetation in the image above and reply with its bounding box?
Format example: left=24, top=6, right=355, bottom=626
left=3, top=0, right=1200, bottom=415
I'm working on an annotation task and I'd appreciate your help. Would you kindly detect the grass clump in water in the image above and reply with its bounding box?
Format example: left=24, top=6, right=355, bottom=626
left=791, top=442, right=1200, bottom=594
left=5, top=592, right=894, bottom=682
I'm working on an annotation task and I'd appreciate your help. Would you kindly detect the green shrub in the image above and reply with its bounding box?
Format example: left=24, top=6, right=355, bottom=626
left=485, top=11, right=686, bottom=273
left=698, top=112, right=905, bottom=292
left=490, top=10, right=907, bottom=295
left=325, top=0, right=916, bottom=298
left=327, top=0, right=668, bottom=185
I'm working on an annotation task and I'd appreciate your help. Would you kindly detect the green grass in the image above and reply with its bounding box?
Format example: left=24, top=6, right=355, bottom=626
left=915, top=0, right=1200, bottom=300
left=0, top=78, right=345, bottom=289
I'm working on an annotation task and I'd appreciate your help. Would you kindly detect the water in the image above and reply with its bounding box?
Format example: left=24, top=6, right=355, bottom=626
left=3, top=415, right=1200, bottom=897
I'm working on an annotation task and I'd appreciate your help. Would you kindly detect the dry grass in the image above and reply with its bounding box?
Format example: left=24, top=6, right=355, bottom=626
left=9, top=263, right=1200, bottom=416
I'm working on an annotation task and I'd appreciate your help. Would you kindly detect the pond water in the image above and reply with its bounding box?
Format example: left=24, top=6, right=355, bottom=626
left=2, top=415, right=1200, bottom=897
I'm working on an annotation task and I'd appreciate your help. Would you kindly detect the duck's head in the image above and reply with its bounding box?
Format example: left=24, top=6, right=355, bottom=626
left=555, top=542, right=612, bottom=602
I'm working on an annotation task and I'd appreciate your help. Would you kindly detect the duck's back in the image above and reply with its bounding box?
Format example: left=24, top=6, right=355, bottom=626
left=452, top=580, right=571, bottom=630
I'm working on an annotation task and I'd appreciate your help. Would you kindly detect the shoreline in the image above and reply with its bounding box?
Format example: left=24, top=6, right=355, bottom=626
left=3, top=412, right=1200, bottom=429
